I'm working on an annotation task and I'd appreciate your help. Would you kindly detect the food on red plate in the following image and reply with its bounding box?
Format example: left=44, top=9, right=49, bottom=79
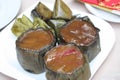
left=59, top=16, right=101, bottom=62
left=16, top=28, right=56, bottom=74
left=44, top=44, right=91, bottom=80
left=99, top=0, right=120, bottom=10
left=79, top=0, right=98, bottom=5
left=78, top=0, right=120, bottom=10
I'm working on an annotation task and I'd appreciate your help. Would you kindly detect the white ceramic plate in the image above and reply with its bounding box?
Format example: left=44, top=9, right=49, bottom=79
left=0, top=2, right=115, bottom=80
left=85, top=3, right=120, bottom=23
left=0, top=0, right=21, bottom=29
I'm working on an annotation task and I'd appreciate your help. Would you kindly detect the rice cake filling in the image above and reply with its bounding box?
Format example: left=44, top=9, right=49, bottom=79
left=17, top=29, right=53, bottom=50
left=60, top=20, right=97, bottom=46
left=45, top=44, right=85, bottom=74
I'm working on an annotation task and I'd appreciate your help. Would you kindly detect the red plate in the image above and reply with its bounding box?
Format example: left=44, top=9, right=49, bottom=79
left=78, top=0, right=120, bottom=10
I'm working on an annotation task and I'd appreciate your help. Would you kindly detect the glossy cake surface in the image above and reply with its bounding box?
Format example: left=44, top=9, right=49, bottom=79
left=44, top=44, right=85, bottom=74
left=60, top=19, right=97, bottom=46
left=17, top=28, right=53, bottom=50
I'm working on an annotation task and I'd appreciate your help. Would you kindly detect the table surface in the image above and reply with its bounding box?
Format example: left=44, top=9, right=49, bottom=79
left=0, top=0, right=120, bottom=80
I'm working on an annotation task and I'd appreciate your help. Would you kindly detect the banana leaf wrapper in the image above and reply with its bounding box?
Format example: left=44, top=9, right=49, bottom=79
left=59, top=16, right=101, bottom=62
left=33, top=17, right=51, bottom=30
left=53, top=0, right=72, bottom=20
left=80, top=34, right=101, bottom=62
left=11, top=15, right=33, bottom=37
left=16, top=28, right=56, bottom=74
left=47, top=19, right=67, bottom=44
left=11, top=14, right=52, bottom=37
left=44, top=44, right=91, bottom=80
left=32, top=2, right=53, bottom=20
